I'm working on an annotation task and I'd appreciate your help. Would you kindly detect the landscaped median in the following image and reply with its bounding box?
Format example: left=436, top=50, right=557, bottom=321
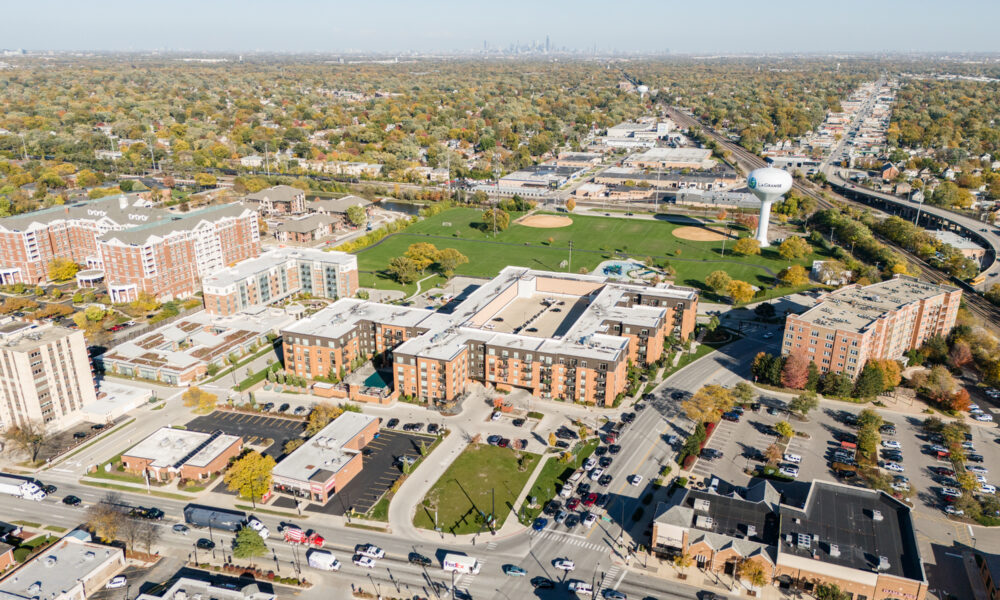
left=413, top=443, right=540, bottom=535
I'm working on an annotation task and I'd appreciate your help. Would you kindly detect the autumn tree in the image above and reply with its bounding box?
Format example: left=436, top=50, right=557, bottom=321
left=388, top=256, right=420, bottom=284
left=129, top=291, right=160, bottom=312
left=778, top=265, right=809, bottom=286
left=86, top=492, right=128, bottom=542
left=781, top=352, right=810, bottom=389
left=48, top=258, right=80, bottom=282
left=733, top=237, right=761, bottom=256
left=948, top=342, right=973, bottom=370
left=405, top=243, right=439, bottom=273
left=3, top=421, right=49, bottom=463
left=566, top=197, right=576, bottom=212
left=224, top=450, right=276, bottom=502
left=764, top=443, right=782, bottom=464
left=345, top=204, right=367, bottom=227
left=727, top=280, right=755, bottom=304
left=283, top=438, right=305, bottom=454
left=778, top=236, right=811, bottom=261
left=774, top=420, right=794, bottom=439
left=788, top=392, right=819, bottom=417
left=737, top=558, right=768, bottom=588
left=682, top=384, right=734, bottom=424
left=705, top=270, right=732, bottom=294
left=482, top=208, right=510, bottom=233
left=182, top=387, right=217, bottom=413
left=305, top=402, right=343, bottom=436
left=736, top=213, right=758, bottom=230
left=435, top=248, right=469, bottom=276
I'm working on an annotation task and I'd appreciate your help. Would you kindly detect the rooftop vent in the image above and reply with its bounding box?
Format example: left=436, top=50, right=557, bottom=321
left=872, top=510, right=883, bottom=522
left=746, top=524, right=757, bottom=538
left=27, top=583, right=41, bottom=594
left=829, top=544, right=840, bottom=558
left=83, top=551, right=95, bottom=561
left=796, top=533, right=812, bottom=549
left=877, top=556, right=890, bottom=571
left=42, top=556, right=57, bottom=568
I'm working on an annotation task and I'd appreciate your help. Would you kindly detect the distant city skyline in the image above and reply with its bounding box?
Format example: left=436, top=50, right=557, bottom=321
left=2, top=0, right=999, bottom=54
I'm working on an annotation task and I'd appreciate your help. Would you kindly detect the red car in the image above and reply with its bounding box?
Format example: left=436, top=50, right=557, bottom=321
left=582, top=493, right=598, bottom=508
left=566, top=497, right=581, bottom=511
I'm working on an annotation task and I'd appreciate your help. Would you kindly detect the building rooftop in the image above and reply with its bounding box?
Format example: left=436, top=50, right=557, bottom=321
left=0, top=194, right=167, bottom=233
left=272, top=412, right=376, bottom=483
left=626, top=147, right=714, bottom=165
left=202, top=247, right=356, bottom=292
left=931, top=229, right=985, bottom=251
left=247, top=185, right=304, bottom=203
left=778, top=480, right=925, bottom=582
left=0, top=535, right=121, bottom=600
left=0, top=323, right=78, bottom=353
left=99, top=202, right=255, bottom=246
left=309, top=195, right=371, bottom=214
left=135, top=578, right=275, bottom=600
left=793, top=275, right=958, bottom=332
left=275, top=214, right=336, bottom=234
left=123, top=427, right=240, bottom=470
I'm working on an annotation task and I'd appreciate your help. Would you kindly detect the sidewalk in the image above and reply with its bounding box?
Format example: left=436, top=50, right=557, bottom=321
left=499, top=452, right=553, bottom=536
left=632, top=554, right=794, bottom=600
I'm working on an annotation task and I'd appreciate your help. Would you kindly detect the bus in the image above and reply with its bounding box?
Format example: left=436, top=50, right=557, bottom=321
left=971, top=273, right=987, bottom=286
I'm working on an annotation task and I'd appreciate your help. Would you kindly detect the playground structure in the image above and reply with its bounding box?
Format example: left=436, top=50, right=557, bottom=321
left=595, top=259, right=663, bottom=283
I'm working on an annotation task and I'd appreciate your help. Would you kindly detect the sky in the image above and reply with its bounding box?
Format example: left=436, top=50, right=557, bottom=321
left=2, top=0, right=998, bottom=54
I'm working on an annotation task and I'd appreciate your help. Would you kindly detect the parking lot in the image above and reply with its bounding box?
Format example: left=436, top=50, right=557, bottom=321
left=185, top=411, right=304, bottom=459
left=304, top=428, right=436, bottom=516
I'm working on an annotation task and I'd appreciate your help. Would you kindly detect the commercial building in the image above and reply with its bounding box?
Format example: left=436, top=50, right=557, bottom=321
left=0, top=195, right=260, bottom=301
left=553, top=152, right=603, bottom=168
left=246, top=185, right=306, bottom=215
left=135, top=578, right=275, bottom=600
left=931, top=230, right=986, bottom=262
left=974, top=552, right=1000, bottom=600
left=602, top=120, right=675, bottom=149
left=651, top=479, right=927, bottom=600
left=623, top=147, right=715, bottom=170
left=0, top=531, right=126, bottom=600
left=121, top=427, right=242, bottom=482
left=202, top=247, right=358, bottom=316
left=98, top=309, right=294, bottom=385
left=282, top=267, right=697, bottom=406
left=498, top=165, right=588, bottom=190
left=594, top=166, right=740, bottom=191
left=0, top=321, right=97, bottom=432
left=271, top=412, right=378, bottom=504
left=782, top=275, right=961, bottom=378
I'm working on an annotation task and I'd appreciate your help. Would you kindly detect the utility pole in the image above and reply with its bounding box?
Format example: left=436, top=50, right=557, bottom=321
left=568, top=240, right=573, bottom=272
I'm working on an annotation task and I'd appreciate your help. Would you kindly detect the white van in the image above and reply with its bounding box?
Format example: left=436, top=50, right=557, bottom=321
left=443, top=553, right=481, bottom=575
left=307, top=549, right=341, bottom=571
left=568, top=580, right=593, bottom=596
left=783, top=453, right=802, bottom=464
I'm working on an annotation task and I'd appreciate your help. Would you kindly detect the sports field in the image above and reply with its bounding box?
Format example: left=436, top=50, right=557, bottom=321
left=354, top=208, right=826, bottom=300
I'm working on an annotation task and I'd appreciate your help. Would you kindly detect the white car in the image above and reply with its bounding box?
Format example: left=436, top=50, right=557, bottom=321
left=881, top=440, right=901, bottom=450
left=944, top=505, right=964, bottom=516
left=353, top=555, right=376, bottom=568
left=560, top=483, right=574, bottom=498
left=554, top=558, right=576, bottom=571
left=779, top=466, right=799, bottom=478
left=589, top=468, right=604, bottom=481
left=883, top=462, right=904, bottom=473
left=962, top=441, right=976, bottom=450
left=783, top=453, right=801, bottom=464
left=974, top=413, right=994, bottom=422
left=940, top=487, right=962, bottom=498
left=583, top=457, right=597, bottom=470
left=247, top=518, right=269, bottom=539
left=980, top=484, right=997, bottom=495
left=891, top=481, right=910, bottom=492
left=582, top=513, right=598, bottom=529
left=491, top=411, right=502, bottom=421
left=105, top=576, right=127, bottom=590
left=629, top=474, right=643, bottom=486
left=763, top=332, right=774, bottom=339
left=975, top=474, right=988, bottom=485
left=358, top=544, right=384, bottom=559
left=969, top=404, right=981, bottom=412
left=568, top=580, right=593, bottom=595
left=968, top=465, right=989, bottom=475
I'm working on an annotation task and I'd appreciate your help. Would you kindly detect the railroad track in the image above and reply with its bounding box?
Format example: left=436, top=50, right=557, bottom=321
left=666, top=107, right=1000, bottom=331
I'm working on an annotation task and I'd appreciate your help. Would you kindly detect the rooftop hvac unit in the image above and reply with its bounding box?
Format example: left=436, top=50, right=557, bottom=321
left=877, top=556, right=890, bottom=571
left=693, top=498, right=711, bottom=512
left=829, top=544, right=840, bottom=558
left=797, top=533, right=812, bottom=549
left=746, top=525, right=757, bottom=538
left=872, top=510, right=883, bottom=521
left=695, top=515, right=714, bottom=530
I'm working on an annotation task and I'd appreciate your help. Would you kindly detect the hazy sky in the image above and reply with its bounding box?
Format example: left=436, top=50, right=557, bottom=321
left=3, top=0, right=998, bottom=54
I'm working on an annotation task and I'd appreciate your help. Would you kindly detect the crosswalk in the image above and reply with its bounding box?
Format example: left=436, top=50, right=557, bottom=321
left=485, top=541, right=497, bottom=550
left=528, top=528, right=608, bottom=552
left=597, top=564, right=622, bottom=595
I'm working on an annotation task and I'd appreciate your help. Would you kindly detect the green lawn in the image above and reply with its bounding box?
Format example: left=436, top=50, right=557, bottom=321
left=523, top=439, right=600, bottom=521
left=413, top=444, right=540, bottom=535
left=354, top=208, right=827, bottom=298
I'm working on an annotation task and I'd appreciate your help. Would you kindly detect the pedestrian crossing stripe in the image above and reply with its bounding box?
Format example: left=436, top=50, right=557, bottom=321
left=528, top=530, right=606, bottom=551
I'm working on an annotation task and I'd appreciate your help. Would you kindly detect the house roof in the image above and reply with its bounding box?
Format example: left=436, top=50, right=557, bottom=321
left=247, top=185, right=304, bottom=203
left=309, top=195, right=371, bottom=214
left=276, top=214, right=336, bottom=233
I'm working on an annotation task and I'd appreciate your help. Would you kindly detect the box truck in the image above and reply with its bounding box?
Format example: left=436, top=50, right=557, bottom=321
left=442, top=553, right=481, bottom=575
left=183, top=505, right=246, bottom=532
left=307, top=549, right=341, bottom=571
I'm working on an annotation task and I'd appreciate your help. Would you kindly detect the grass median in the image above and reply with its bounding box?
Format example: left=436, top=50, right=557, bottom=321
left=523, top=439, right=600, bottom=521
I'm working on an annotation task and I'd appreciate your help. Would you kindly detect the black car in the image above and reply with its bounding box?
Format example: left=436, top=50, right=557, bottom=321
left=555, top=441, right=570, bottom=449
left=564, top=513, right=580, bottom=528
left=882, top=451, right=903, bottom=461
left=596, top=493, right=610, bottom=508
left=599, top=474, right=613, bottom=486
left=635, top=403, right=647, bottom=411
left=593, top=445, right=608, bottom=456
left=261, top=402, right=275, bottom=412
left=622, top=412, right=636, bottom=423
left=577, top=482, right=591, bottom=496
left=671, top=391, right=687, bottom=400
left=608, top=444, right=621, bottom=455
left=880, top=425, right=897, bottom=435
left=196, top=538, right=215, bottom=550
left=968, top=453, right=985, bottom=463
left=386, top=418, right=399, bottom=429
left=700, top=448, right=723, bottom=460
left=278, top=403, right=290, bottom=412
left=599, top=456, right=613, bottom=468
left=408, top=552, right=432, bottom=566
left=544, top=500, right=562, bottom=515
left=531, top=577, right=555, bottom=589
left=42, top=484, right=57, bottom=494
left=73, top=431, right=87, bottom=439
left=512, top=418, right=525, bottom=427
left=427, top=423, right=440, bottom=434
left=62, top=495, right=82, bottom=506
left=91, top=423, right=105, bottom=430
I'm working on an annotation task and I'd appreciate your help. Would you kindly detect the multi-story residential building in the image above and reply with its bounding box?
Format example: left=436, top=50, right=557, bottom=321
left=246, top=185, right=306, bottom=215
left=275, top=214, right=336, bottom=243
left=652, top=478, right=927, bottom=600
left=0, top=195, right=260, bottom=302
left=281, top=267, right=697, bottom=406
left=202, top=247, right=358, bottom=316
left=0, top=321, right=97, bottom=432
left=782, top=275, right=961, bottom=378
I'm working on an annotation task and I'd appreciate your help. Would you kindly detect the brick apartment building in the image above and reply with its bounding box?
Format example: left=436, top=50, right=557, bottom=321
left=121, top=427, right=242, bottom=482
left=270, top=412, right=378, bottom=504
left=202, top=247, right=358, bottom=316
left=0, top=195, right=260, bottom=302
left=0, top=320, right=97, bottom=432
left=246, top=185, right=306, bottom=215
left=782, top=275, right=961, bottom=379
left=281, top=267, right=698, bottom=406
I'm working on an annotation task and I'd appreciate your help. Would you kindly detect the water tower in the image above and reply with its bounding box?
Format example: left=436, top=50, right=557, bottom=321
left=747, top=167, right=793, bottom=247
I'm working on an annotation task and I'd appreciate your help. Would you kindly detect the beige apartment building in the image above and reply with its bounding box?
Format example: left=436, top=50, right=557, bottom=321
left=782, top=275, right=961, bottom=378
left=0, top=321, right=97, bottom=432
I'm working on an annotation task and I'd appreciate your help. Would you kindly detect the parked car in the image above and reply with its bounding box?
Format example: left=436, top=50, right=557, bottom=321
left=105, top=576, right=127, bottom=590
left=532, top=518, right=548, bottom=531
left=386, top=418, right=399, bottom=428
left=882, top=440, right=901, bottom=450
left=783, top=453, right=802, bottom=464
left=278, top=403, right=290, bottom=412
left=353, top=555, right=376, bottom=568
left=780, top=466, right=799, bottom=478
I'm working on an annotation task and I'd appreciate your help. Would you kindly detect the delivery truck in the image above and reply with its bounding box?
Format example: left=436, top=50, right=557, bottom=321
left=442, top=553, right=481, bottom=575
left=183, top=505, right=246, bottom=532
left=0, top=474, right=45, bottom=501
left=306, top=549, right=341, bottom=571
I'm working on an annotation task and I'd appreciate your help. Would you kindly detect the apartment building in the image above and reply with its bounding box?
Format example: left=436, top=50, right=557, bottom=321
left=651, top=479, right=927, bottom=600
left=281, top=267, right=698, bottom=406
left=202, top=247, right=358, bottom=316
left=0, top=195, right=260, bottom=302
left=246, top=185, right=306, bottom=215
left=275, top=214, right=337, bottom=243
left=782, top=275, right=961, bottom=378
left=0, top=321, right=97, bottom=432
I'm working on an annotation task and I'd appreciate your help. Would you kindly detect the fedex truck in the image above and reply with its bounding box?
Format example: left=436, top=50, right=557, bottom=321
left=0, top=474, right=45, bottom=501
left=443, top=553, right=481, bottom=575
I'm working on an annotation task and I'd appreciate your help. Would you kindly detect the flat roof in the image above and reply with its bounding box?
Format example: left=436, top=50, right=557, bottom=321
left=0, top=536, right=121, bottom=600
left=778, top=480, right=925, bottom=582
left=932, top=229, right=984, bottom=251
left=123, top=427, right=240, bottom=469
left=0, top=323, right=77, bottom=353
left=627, top=147, right=713, bottom=162
left=272, top=412, right=376, bottom=483
left=203, top=247, right=356, bottom=291
left=793, top=275, right=958, bottom=332
left=136, top=578, right=274, bottom=600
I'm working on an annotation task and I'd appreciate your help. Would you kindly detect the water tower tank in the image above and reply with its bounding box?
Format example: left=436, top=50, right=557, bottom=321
left=747, top=167, right=792, bottom=247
